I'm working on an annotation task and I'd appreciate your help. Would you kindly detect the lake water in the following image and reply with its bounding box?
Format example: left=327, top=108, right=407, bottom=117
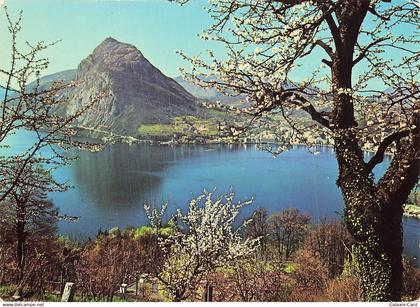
left=3, top=131, right=419, bottom=264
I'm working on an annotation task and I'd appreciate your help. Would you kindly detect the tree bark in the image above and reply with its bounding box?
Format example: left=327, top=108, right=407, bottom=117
left=334, top=121, right=419, bottom=301
left=376, top=125, right=420, bottom=300
left=326, top=2, right=420, bottom=300
left=334, top=132, right=392, bottom=301
left=337, top=146, right=419, bottom=300
left=16, top=201, right=26, bottom=284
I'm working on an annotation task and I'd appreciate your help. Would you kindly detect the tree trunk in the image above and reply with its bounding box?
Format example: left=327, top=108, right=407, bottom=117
left=376, top=133, right=420, bottom=300
left=333, top=129, right=418, bottom=301
left=16, top=202, right=26, bottom=284
left=380, top=200, right=403, bottom=300
left=336, top=140, right=389, bottom=300
left=328, top=2, right=413, bottom=296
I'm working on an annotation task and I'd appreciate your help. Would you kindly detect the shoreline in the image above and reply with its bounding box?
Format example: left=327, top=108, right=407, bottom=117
left=74, top=126, right=392, bottom=157
left=404, top=204, right=420, bottom=220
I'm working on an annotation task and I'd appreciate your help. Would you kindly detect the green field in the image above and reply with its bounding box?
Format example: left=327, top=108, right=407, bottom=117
left=137, top=115, right=221, bottom=138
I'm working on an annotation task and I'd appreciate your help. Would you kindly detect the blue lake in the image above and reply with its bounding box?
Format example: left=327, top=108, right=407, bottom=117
left=4, top=131, right=419, bottom=264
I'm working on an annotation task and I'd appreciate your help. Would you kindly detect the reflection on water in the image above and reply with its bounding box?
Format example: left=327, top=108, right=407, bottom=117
left=74, top=145, right=165, bottom=207
left=4, top=131, right=419, bottom=265
left=73, top=144, right=243, bottom=208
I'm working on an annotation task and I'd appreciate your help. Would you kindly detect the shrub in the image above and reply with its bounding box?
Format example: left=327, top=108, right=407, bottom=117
left=290, top=250, right=328, bottom=301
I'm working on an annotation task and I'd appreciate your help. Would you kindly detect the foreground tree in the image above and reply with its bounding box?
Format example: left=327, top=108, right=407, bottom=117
left=144, top=190, right=259, bottom=301
left=0, top=164, right=65, bottom=285
left=174, top=0, right=419, bottom=301
left=243, top=207, right=270, bottom=258
left=0, top=8, right=105, bottom=299
left=0, top=163, right=75, bottom=298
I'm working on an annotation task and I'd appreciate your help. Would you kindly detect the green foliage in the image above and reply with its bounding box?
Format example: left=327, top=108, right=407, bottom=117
left=406, top=190, right=419, bottom=207
left=342, top=254, right=358, bottom=278
left=57, top=235, right=79, bottom=249
left=135, top=226, right=154, bottom=239
left=134, top=222, right=176, bottom=240
left=137, top=115, right=220, bottom=137
left=404, top=204, right=420, bottom=218
left=283, top=262, right=294, bottom=274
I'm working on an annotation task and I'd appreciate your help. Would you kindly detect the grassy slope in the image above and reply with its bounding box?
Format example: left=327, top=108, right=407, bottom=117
left=137, top=109, right=233, bottom=138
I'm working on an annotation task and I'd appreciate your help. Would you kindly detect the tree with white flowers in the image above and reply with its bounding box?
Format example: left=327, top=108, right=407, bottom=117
left=0, top=8, right=104, bottom=203
left=172, top=0, right=419, bottom=301
left=144, top=190, right=259, bottom=301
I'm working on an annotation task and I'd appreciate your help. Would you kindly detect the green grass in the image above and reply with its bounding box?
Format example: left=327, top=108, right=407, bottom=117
left=0, top=286, right=133, bottom=303
left=138, top=123, right=182, bottom=136
left=138, top=115, right=220, bottom=138
left=40, top=293, right=131, bottom=302
left=39, top=293, right=61, bottom=302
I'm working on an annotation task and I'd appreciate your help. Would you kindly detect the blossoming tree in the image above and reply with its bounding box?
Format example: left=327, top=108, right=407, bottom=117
left=144, top=190, right=259, bottom=301
left=173, top=0, right=419, bottom=301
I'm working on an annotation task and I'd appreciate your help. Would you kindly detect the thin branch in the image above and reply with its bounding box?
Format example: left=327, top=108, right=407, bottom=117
left=353, top=37, right=389, bottom=66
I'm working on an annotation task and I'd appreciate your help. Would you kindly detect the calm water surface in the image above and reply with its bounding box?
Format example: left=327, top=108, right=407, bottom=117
left=4, top=131, right=419, bottom=264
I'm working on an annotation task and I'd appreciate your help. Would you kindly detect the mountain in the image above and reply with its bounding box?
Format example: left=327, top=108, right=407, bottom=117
left=174, top=76, right=246, bottom=106
left=30, top=38, right=198, bottom=136
left=0, top=86, right=19, bottom=101
left=35, top=69, right=77, bottom=88
left=174, top=76, right=326, bottom=107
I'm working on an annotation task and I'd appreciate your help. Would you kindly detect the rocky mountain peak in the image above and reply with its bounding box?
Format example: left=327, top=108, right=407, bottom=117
left=55, top=38, right=199, bottom=135
left=80, top=37, right=148, bottom=73
left=28, top=38, right=199, bottom=137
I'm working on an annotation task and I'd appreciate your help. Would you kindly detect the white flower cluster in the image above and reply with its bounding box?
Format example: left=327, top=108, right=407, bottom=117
left=144, top=190, right=259, bottom=301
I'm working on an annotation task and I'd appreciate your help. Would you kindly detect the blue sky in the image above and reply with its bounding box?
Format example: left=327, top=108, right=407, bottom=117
left=0, top=0, right=220, bottom=78
left=0, top=0, right=417, bottom=88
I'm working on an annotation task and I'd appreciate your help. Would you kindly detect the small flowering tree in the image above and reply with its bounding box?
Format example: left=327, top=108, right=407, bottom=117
left=173, top=0, right=419, bottom=301
left=0, top=8, right=104, bottom=203
left=144, top=190, right=259, bottom=301
left=0, top=9, right=105, bottom=297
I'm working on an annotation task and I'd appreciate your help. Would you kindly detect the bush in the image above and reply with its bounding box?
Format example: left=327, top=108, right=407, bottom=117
left=323, top=276, right=362, bottom=301
left=290, top=250, right=328, bottom=301
left=209, top=258, right=293, bottom=302
left=75, top=230, right=142, bottom=301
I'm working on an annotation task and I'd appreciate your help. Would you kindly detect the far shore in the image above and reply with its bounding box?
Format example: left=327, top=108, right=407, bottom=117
left=404, top=204, right=420, bottom=220
left=73, top=125, right=393, bottom=157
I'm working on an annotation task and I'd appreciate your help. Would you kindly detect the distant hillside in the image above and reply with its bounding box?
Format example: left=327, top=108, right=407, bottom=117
left=0, top=86, right=18, bottom=101
left=35, top=69, right=77, bottom=88
left=174, top=76, right=246, bottom=106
